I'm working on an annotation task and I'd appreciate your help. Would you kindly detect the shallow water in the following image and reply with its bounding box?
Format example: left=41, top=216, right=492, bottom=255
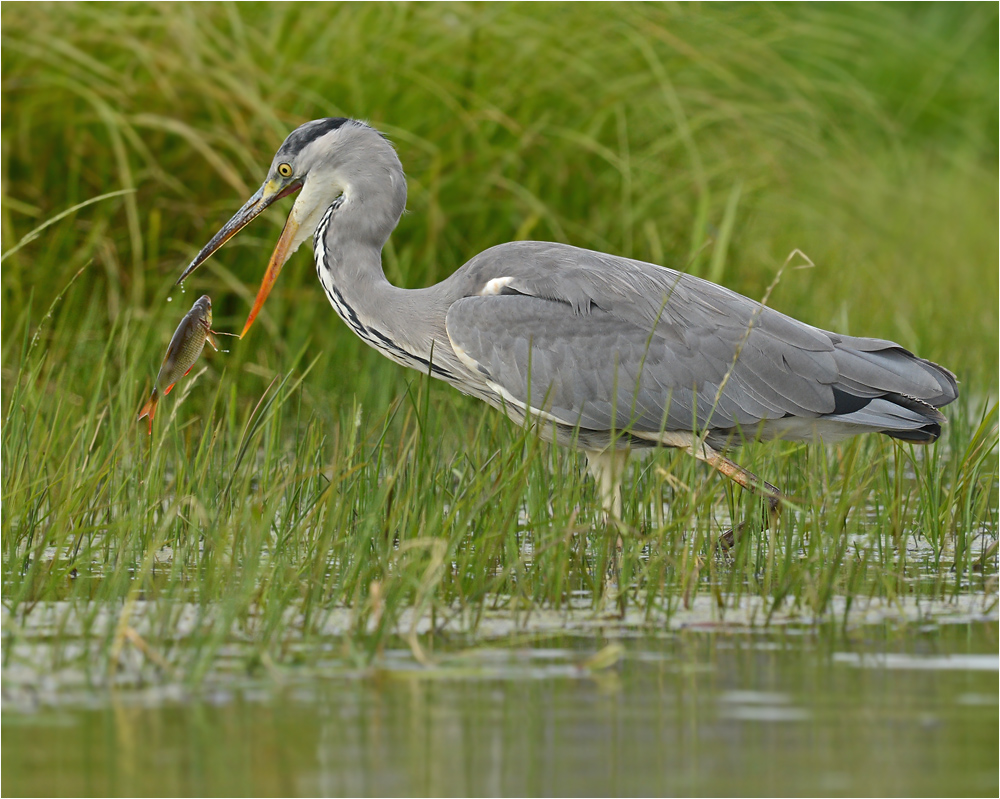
left=3, top=606, right=997, bottom=797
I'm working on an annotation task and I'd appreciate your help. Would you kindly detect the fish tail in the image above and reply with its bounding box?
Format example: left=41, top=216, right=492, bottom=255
left=137, top=389, right=159, bottom=435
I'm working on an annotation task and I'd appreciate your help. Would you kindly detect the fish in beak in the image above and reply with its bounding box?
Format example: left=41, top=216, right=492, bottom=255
left=177, top=177, right=303, bottom=338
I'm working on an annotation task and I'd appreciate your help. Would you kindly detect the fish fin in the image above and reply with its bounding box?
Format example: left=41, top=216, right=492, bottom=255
left=163, top=382, right=177, bottom=395
left=137, top=390, right=159, bottom=435
left=206, top=331, right=220, bottom=351
left=183, top=366, right=194, bottom=376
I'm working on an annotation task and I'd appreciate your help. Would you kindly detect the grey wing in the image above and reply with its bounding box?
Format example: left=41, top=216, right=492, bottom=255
left=444, top=241, right=957, bottom=445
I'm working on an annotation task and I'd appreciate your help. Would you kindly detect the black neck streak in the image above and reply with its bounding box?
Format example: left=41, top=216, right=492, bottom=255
left=313, top=200, right=455, bottom=381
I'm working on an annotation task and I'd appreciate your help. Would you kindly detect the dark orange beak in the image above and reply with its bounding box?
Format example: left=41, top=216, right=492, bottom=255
left=177, top=178, right=303, bottom=338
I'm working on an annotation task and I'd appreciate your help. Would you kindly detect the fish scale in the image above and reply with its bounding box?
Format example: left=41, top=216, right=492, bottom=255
left=137, top=295, right=216, bottom=434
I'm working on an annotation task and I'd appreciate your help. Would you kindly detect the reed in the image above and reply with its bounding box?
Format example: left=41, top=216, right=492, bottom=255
left=2, top=3, right=996, bottom=678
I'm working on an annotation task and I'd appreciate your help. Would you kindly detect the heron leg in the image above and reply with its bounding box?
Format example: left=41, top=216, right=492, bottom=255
left=585, top=449, right=629, bottom=612
left=585, top=448, right=628, bottom=522
left=687, top=442, right=782, bottom=549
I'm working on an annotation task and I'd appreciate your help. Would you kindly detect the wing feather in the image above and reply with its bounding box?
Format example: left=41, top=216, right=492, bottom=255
left=443, top=241, right=957, bottom=443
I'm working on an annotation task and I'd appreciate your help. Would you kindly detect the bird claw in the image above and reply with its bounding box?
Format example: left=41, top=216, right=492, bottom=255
left=718, top=496, right=781, bottom=551
left=718, top=522, right=745, bottom=551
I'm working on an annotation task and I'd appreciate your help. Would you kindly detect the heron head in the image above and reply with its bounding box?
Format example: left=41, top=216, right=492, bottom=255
left=177, top=118, right=404, bottom=338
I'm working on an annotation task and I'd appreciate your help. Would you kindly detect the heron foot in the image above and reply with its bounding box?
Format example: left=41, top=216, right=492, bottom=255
left=718, top=493, right=781, bottom=550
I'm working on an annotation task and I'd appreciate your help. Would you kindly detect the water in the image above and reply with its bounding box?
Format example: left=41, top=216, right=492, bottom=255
left=3, top=611, right=996, bottom=796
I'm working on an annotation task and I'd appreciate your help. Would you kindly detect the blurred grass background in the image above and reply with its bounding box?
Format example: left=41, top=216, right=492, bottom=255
left=4, top=3, right=997, bottom=372
left=1, top=2, right=997, bottom=655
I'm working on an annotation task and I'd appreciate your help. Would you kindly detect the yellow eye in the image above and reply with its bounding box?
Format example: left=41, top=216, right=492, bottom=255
left=277, top=163, right=293, bottom=178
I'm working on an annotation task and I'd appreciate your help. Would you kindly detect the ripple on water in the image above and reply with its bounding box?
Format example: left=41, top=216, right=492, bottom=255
left=832, top=652, right=999, bottom=671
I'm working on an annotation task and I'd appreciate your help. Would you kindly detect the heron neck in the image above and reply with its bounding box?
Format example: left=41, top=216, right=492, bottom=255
left=315, top=216, right=454, bottom=374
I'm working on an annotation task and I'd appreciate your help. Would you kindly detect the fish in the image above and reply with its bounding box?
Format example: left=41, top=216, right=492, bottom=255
left=138, top=294, right=218, bottom=434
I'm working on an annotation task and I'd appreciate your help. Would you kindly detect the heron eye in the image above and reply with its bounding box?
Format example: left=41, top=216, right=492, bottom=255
left=277, top=163, right=293, bottom=178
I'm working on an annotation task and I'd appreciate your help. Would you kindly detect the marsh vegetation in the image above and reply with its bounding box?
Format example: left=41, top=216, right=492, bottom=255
left=2, top=3, right=997, bottom=795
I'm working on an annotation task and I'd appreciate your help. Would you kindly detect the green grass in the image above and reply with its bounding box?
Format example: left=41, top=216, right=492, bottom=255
left=2, top=3, right=997, bottom=678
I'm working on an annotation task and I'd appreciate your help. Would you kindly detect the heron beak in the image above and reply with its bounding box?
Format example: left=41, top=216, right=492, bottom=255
left=176, top=177, right=303, bottom=336
left=240, top=205, right=300, bottom=338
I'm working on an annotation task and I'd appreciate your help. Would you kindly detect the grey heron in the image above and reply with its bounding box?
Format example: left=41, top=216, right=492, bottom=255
left=177, top=117, right=958, bottom=532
